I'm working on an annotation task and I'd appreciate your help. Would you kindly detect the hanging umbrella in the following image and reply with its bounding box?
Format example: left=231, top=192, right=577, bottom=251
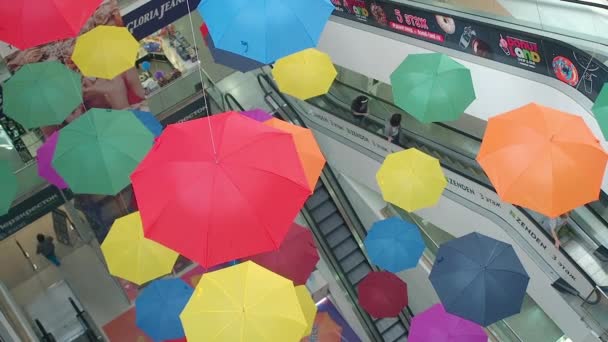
left=101, top=212, right=179, bottom=285
left=295, top=285, right=317, bottom=337
left=390, top=53, right=476, bottom=123
left=0, top=0, right=102, bottom=50
left=265, top=118, right=326, bottom=191
left=302, top=312, right=342, bottom=342
left=198, top=0, right=335, bottom=64
left=364, top=217, right=425, bottom=272
left=477, top=103, right=608, bottom=217
left=408, top=304, right=487, bottom=342
left=36, top=132, right=68, bottom=189
left=205, top=34, right=265, bottom=73
left=358, top=271, right=408, bottom=318
left=131, top=110, right=163, bottom=137
left=53, top=108, right=154, bottom=195
left=72, top=25, right=139, bottom=79
left=180, top=261, right=307, bottom=341
left=429, top=232, right=529, bottom=326
left=0, top=161, right=17, bottom=215
left=243, top=223, right=319, bottom=285
left=376, top=148, right=447, bottom=212
left=135, top=278, right=193, bottom=341
left=3, top=61, right=82, bottom=129
left=592, top=83, right=608, bottom=140
left=241, top=108, right=272, bottom=122
left=272, top=48, right=337, bottom=100
left=131, top=111, right=310, bottom=268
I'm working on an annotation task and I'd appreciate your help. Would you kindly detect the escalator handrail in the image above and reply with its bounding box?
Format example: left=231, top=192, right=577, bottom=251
left=224, top=93, right=245, bottom=111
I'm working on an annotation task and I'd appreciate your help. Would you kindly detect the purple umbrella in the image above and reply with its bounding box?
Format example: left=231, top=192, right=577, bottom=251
left=240, top=108, right=272, bottom=122
left=408, top=304, right=487, bottom=342
left=36, top=132, right=68, bottom=189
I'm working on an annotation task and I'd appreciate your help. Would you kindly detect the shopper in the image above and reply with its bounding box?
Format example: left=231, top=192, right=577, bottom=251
left=351, top=95, right=369, bottom=126
left=542, top=212, right=570, bottom=249
left=384, top=113, right=402, bottom=143
left=36, top=234, right=60, bottom=266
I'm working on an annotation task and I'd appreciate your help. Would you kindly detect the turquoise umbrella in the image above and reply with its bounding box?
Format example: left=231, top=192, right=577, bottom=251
left=592, top=83, right=608, bottom=140
left=3, top=61, right=82, bottom=128
left=390, top=53, right=476, bottom=123
left=52, top=109, right=154, bottom=195
left=0, top=160, right=17, bottom=215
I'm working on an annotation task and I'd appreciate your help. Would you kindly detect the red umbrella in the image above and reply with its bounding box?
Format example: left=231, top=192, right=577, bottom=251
left=243, top=223, right=319, bottom=285
left=358, top=271, right=408, bottom=318
left=131, top=112, right=310, bottom=268
left=0, top=0, right=103, bottom=50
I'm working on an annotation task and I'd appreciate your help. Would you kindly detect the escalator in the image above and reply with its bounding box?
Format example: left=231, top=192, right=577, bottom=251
left=224, top=91, right=413, bottom=342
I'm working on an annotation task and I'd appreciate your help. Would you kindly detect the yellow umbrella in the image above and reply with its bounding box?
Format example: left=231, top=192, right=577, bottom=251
left=294, top=285, right=317, bottom=337
left=72, top=25, right=139, bottom=79
left=272, top=48, right=337, bottom=100
left=101, top=212, right=178, bottom=285
left=180, top=261, right=307, bottom=342
left=376, top=148, right=447, bottom=212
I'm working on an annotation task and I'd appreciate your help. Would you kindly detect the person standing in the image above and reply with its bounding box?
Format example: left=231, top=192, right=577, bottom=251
left=351, top=95, right=369, bottom=127
left=36, top=234, right=60, bottom=266
left=384, top=113, right=402, bottom=143
left=542, top=212, right=570, bottom=249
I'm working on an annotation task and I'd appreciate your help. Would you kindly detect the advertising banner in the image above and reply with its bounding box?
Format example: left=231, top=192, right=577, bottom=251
left=159, top=93, right=209, bottom=125
left=122, top=0, right=203, bottom=40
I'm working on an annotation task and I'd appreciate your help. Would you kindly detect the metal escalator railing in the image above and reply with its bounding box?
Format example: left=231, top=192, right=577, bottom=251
left=224, top=88, right=412, bottom=342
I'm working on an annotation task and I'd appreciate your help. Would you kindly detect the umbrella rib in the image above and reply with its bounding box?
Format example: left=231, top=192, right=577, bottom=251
left=219, top=132, right=282, bottom=161
left=212, top=0, right=251, bottom=49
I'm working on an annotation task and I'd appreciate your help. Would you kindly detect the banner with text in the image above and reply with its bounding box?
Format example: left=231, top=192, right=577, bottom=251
left=123, top=0, right=202, bottom=40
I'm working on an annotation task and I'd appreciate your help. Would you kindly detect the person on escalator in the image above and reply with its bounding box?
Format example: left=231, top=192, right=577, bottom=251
left=542, top=212, right=570, bottom=249
left=351, top=95, right=369, bottom=127
left=384, top=113, right=402, bottom=143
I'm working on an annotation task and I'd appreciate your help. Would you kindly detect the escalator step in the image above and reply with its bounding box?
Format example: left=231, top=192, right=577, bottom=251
left=340, top=250, right=366, bottom=273
left=306, top=188, right=330, bottom=209
left=381, top=321, right=407, bottom=342
left=334, top=239, right=358, bottom=260
left=317, top=213, right=344, bottom=235
left=376, top=317, right=398, bottom=332
left=347, top=263, right=372, bottom=285
left=314, top=180, right=324, bottom=191
left=310, top=201, right=338, bottom=223
left=393, top=333, right=408, bottom=342
left=325, top=226, right=351, bottom=247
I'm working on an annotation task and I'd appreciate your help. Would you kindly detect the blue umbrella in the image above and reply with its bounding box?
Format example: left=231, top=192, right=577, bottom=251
left=429, top=232, right=530, bottom=326
left=131, top=110, right=163, bottom=137
left=364, top=217, right=425, bottom=273
left=135, top=278, right=193, bottom=341
left=206, top=35, right=265, bottom=73
left=198, top=0, right=335, bottom=64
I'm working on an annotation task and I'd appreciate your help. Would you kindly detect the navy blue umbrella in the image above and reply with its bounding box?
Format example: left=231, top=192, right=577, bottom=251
left=429, top=232, right=529, bottom=326
left=205, top=35, right=265, bottom=73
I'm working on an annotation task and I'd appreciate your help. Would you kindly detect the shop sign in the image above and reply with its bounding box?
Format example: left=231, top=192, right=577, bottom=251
left=301, top=107, right=595, bottom=297
left=123, top=0, right=202, bottom=40
left=0, top=187, right=72, bottom=240
left=331, top=0, right=608, bottom=101
left=160, top=93, right=209, bottom=125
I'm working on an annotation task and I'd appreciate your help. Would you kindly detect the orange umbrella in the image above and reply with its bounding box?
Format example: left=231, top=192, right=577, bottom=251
left=477, top=103, right=608, bottom=217
left=265, top=118, right=326, bottom=191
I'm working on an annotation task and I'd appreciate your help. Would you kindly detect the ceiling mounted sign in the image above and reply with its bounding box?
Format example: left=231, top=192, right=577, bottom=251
left=122, top=0, right=202, bottom=40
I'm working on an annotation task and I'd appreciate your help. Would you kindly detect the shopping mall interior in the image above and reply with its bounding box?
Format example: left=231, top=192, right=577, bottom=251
left=1, top=0, right=608, bottom=341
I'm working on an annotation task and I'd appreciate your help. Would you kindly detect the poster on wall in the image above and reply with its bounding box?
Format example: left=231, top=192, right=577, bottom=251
left=331, top=0, right=373, bottom=23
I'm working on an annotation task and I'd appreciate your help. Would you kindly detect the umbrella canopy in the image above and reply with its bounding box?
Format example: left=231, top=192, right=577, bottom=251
left=241, top=108, right=272, bottom=122
left=0, top=0, right=102, bottom=50
left=131, top=112, right=310, bottom=268
left=376, top=148, right=447, bottom=212
left=243, top=223, right=319, bottom=285
left=295, top=285, right=317, bottom=337
left=408, top=304, right=487, bottom=342
left=101, top=212, right=178, bottom=285
left=477, top=103, right=608, bottom=217
left=180, top=261, right=307, bottom=341
left=0, top=161, right=17, bottom=215
left=272, top=48, right=337, bottom=100
left=390, top=53, right=475, bottom=123
left=72, top=25, right=139, bottom=79
left=135, top=278, right=193, bottom=341
left=593, top=83, right=608, bottom=140
left=36, top=132, right=68, bottom=189
left=205, top=34, right=265, bottom=73
left=358, top=271, right=408, bottom=318
left=264, top=118, right=326, bottom=191
left=302, top=312, right=342, bottom=342
left=364, top=217, right=425, bottom=272
left=198, top=0, right=335, bottom=64
left=3, top=61, right=82, bottom=129
left=429, top=232, right=529, bottom=326
left=53, top=108, right=154, bottom=195
left=131, top=110, right=163, bottom=137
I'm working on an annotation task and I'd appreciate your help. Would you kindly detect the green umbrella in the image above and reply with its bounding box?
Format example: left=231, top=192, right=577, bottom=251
left=0, top=160, right=17, bottom=215
left=592, top=83, right=608, bottom=140
left=4, top=61, right=82, bottom=129
left=390, top=53, right=476, bottom=123
left=52, top=108, right=154, bottom=195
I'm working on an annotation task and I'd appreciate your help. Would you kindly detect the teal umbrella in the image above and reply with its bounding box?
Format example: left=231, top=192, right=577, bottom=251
left=390, top=53, right=476, bottom=123
left=52, top=109, right=154, bottom=195
left=592, top=83, right=608, bottom=140
left=0, top=160, right=17, bottom=215
left=3, top=61, right=82, bottom=129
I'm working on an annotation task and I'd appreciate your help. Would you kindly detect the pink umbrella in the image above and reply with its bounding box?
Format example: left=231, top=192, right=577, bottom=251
left=240, top=108, right=272, bottom=122
left=36, top=132, right=68, bottom=189
left=409, top=304, right=487, bottom=342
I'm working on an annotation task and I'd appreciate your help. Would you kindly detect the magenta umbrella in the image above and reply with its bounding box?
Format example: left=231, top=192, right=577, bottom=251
left=36, top=132, right=68, bottom=189
left=240, top=108, right=272, bottom=122
left=408, top=304, right=487, bottom=342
